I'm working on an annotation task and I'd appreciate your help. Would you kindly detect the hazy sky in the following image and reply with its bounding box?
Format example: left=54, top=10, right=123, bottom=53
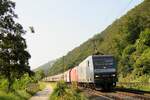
left=12, top=0, right=143, bottom=69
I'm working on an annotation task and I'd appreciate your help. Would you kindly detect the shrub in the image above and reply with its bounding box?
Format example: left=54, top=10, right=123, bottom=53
left=49, top=81, right=87, bottom=100
left=26, top=83, right=40, bottom=95
left=0, top=90, right=31, bottom=100
left=50, top=81, right=67, bottom=100
left=13, top=74, right=35, bottom=90
left=0, top=78, right=8, bottom=91
left=118, top=74, right=150, bottom=91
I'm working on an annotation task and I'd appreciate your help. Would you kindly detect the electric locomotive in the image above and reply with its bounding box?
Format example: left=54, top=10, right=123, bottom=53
left=77, top=55, right=116, bottom=89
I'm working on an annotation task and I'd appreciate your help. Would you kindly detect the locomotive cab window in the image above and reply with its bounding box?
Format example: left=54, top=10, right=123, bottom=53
left=93, top=57, right=114, bottom=69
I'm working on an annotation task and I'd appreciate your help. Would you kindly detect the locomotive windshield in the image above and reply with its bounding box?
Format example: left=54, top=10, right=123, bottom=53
left=93, top=56, right=114, bottom=69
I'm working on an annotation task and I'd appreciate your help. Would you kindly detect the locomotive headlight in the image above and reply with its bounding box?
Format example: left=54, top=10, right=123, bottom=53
left=112, top=74, right=116, bottom=77
left=95, top=75, right=99, bottom=78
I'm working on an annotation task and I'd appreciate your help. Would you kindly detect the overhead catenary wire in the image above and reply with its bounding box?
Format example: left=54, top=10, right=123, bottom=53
left=93, top=0, right=135, bottom=55
left=116, top=0, right=134, bottom=18
left=99, top=0, right=135, bottom=28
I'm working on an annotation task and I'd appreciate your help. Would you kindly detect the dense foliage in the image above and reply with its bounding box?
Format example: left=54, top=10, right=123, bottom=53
left=34, top=69, right=45, bottom=81
left=48, top=0, right=150, bottom=82
left=0, top=73, right=42, bottom=100
left=0, top=0, right=33, bottom=91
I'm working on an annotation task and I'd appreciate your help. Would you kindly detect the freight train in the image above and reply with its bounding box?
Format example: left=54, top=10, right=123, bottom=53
left=43, top=55, right=117, bottom=90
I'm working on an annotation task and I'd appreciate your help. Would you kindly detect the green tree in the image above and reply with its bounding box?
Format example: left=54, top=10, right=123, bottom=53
left=134, top=48, right=150, bottom=76
left=34, top=70, right=45, bottom=81
left=133, top=29, right=150, bottom=75
left=0, top=0, right=32, bottom=91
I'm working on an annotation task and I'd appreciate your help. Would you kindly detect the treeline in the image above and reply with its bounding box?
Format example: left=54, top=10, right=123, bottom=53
left=34, top=60, right=55, bottom=76
left=48, top=0, right=150, bottom=82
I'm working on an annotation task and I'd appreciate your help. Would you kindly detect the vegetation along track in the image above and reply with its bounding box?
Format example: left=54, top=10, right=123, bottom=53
left=80, top=84, right=150, bottom=100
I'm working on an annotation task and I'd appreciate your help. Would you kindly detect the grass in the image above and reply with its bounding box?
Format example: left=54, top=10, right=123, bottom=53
left=49, top=82, right=57, bottom=89
left=0, top=90, right=31, bottom=100
left=0, top=74, right=47, bottom=100
left=117, top=84, right=150, bottom=92
left=0, top=82, right=48, bottom=100
left=49, top=81, right=87, bottom=100
left=38, top=81, right=47, bottom=90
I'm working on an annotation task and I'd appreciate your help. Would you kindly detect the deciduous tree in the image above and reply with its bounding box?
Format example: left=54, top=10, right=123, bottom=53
left=0, top=0, right=32, bottom=91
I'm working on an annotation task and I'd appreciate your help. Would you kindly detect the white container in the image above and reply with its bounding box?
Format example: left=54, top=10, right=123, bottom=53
left=77, top=56, right=94, bottom=83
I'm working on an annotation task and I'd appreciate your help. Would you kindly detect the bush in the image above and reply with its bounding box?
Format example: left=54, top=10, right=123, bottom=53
left=49, top=81, right=87, bottom=100
left=118, top=74, right=150, bottom=91
left=50, top=81, right=67, bottom=100
left=0, top=73, right=41, bottom=100
left=0, top=73, right=40, bottom=99
left=13, top=74, right=35, bottom=90
left=26, top=83, right=40, bottom=95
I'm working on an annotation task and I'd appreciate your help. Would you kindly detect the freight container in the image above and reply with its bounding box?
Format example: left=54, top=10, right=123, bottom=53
left=77, top=56, right=94, bottom=83
left=70, top=67, right=78, bottom=82
left=47, top=73, right=64, bottom=82
left=64, top=69, right=71, bottom=82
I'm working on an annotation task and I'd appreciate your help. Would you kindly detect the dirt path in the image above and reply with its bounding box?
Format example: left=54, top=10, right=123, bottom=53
left=29, top=84, right=53, bottom=100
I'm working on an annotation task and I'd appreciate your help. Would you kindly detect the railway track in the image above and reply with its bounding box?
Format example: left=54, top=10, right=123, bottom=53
left=83, top=88, right=113, bottom=100
left=81, top=87, right=150, bottom=100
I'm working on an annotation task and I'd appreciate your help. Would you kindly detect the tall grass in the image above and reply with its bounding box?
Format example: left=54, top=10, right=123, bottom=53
left=0, top=74, right=43, bottom=100
left=39, top=82, right=46, bottom=90
left=0, top=78, right=8, bottom=91
left=50, top=82, right=57, bottom=89
left=0, top=90, right=31, bottom=100
left=49, top=81, right=87, bottom=100
left=118, top=74, right=150, bottom=91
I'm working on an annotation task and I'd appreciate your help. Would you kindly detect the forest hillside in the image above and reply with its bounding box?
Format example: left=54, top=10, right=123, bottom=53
left=48, top=0, right=150, bottom=82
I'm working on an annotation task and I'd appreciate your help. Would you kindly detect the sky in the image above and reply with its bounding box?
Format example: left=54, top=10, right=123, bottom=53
left=12, top=0, right=143, bottom=69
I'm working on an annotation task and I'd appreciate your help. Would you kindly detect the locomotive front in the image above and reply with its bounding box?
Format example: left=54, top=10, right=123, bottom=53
left=92, top=55, right=116, bottom=89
